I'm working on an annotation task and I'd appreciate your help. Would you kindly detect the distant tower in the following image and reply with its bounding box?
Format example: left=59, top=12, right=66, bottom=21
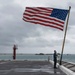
left=13, top=45, right=18, bottom=60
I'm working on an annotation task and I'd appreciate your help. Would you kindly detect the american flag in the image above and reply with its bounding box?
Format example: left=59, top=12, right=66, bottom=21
left=23, top=7, right=69, bottom=31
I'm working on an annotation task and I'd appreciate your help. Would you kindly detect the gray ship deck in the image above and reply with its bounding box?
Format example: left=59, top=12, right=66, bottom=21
left=62, top=61, right=75, bottom=72
left=0, top=60, right=66, bottom=75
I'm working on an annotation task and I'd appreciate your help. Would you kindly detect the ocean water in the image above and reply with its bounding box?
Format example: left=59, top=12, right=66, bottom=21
left=0, top=54, right=52, bottom=61
left=0, top=54, right=75, bottom=63
left=62, top=54, right=75, bottom=63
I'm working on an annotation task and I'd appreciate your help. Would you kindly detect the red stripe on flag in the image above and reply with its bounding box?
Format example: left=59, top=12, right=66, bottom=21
left=23, top=18, right=63, bottom=31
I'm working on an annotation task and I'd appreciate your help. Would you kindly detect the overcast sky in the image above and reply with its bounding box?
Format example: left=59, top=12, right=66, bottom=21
left=0, top=0, right=75, bottom=54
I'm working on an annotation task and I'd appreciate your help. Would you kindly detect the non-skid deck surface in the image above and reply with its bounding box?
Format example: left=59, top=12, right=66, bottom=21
left=0, top=60, right=66, bottom=75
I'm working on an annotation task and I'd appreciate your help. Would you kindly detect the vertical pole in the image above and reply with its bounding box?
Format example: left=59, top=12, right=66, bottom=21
left=59, top=6, right=71, bottom=65
left=13, top=45, right=17, bottom=60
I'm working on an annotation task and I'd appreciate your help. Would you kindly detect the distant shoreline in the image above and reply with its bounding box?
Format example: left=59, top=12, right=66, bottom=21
left=35, top=53, right=53, bottom=55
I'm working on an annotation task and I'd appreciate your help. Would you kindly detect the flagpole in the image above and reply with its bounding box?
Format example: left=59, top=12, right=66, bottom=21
left=59, top=6, right=71, bottom=65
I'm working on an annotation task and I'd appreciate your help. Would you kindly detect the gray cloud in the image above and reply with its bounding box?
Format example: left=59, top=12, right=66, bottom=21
left=0, top=0, right=75, bottom=53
